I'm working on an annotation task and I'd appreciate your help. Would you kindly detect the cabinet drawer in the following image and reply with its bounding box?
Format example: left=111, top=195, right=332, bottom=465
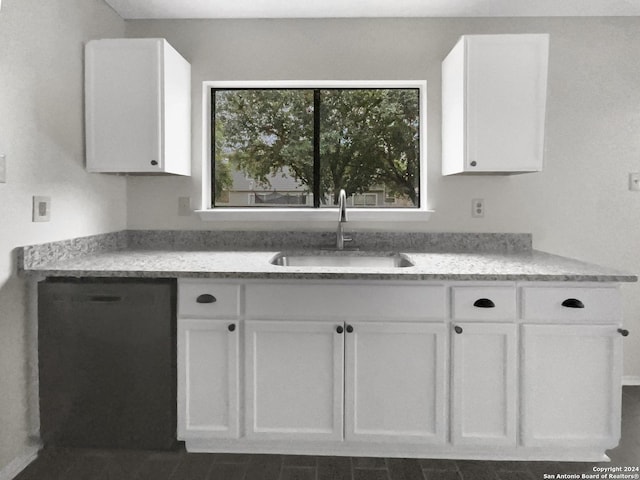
left=178, top=280, right=241, bottom=318
left=245, top=283, right=446, bottom=320
left=521, top=286, right=621, bottom=323
left=451, top=286, right=516, bottom=321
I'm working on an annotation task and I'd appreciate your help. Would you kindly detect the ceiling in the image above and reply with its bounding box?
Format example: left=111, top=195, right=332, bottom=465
left=104, top=0, right=640, bottom=19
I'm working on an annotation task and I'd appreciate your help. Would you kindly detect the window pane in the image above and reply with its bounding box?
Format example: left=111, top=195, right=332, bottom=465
left=213, top=89, right=314, bottom=207
left=319, top=89, right=420, bottom=208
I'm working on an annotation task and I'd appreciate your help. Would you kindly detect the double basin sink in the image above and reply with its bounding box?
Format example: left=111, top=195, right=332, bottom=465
left=270, top=251, right=414, bottom=268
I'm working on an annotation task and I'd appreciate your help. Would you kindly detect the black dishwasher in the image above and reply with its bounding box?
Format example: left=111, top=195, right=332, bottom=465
left=38, top=278, right=177, bottom=450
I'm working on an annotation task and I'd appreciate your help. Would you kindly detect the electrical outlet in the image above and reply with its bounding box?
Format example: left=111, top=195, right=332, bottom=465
left=0, top=154, right=6, bottom=183
left=178, top=196, right=192, bottom=216
left=472, top=198, right=484, bottom=218
left=629, top=173, right=640, bottom=191
left=33, top=196, right=51, bottom=222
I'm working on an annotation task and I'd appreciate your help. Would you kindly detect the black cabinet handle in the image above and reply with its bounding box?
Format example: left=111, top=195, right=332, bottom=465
left=473, top=298, right=495, bottom=308
left=618, top=328, right=630, bottom=337
left=470, top=161, right=477, bottom=167
left=336, top=326, right=344, bottom=334
left=561, top=298, right=584, bottom=309
left=228, top=324, right=236, bottom=332
left=454, top=325, right=463, bottom=334
left=196, top=294, right=217, bottom=304
left=150, top=160, right=158, bottom=166
left=346, top=325, right=354, bottom=333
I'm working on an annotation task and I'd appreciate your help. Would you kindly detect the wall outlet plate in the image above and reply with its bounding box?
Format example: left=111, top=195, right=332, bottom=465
left=629, top=173, right=640, bottom=191
left=178, top=196, right=192, bottom=216
left=33, top=196, right=51, bottom=222
left=472, top=198, right=485, bottom=218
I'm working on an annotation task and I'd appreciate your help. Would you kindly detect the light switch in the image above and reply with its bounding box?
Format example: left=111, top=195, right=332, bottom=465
left=33, top=196, right=51, bottom=222
left=0, top=154, right=6, bottom=183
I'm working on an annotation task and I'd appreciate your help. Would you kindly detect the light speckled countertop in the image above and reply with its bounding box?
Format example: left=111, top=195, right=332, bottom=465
left=21, top=248, right=637, bottom=282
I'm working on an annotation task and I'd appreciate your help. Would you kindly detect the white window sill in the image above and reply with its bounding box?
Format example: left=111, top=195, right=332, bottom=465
left=195, top=208, right=433, bottom=223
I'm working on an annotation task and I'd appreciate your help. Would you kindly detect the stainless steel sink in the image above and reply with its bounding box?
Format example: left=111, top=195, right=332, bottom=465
left=270, top=252, right=414, bottom=268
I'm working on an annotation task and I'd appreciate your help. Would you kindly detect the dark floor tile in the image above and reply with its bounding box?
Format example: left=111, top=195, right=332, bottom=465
left=485, top=461, right=531, bottom=472
left=354, top=469, right=390, bottom=480
left=526, top=462, right=562, bottom=479
left=353, top=457, right=387, bottom=469
left=280, top=466, right=317, bottom=480
left=213, top=453, right=253, bottom=464
left=387, top=458, right=424, bottom=480
left=63, top=453, right=109, bottom=480
left=623, top=386, right=640, bottom=402
left=206, top=462, right=247, bottom=480
left=249, top=453, right=284, bottom=465
left=134, top=453, right=182, bottom=480
left=622, top=401, right=640, bottom=419
left=283, top=455, right=318, bottom=467
left=318, top=456, right=353, bottom=480
left=555, top=462, right=600, bottom=475
left=14, top=448, right=78, bottom=480
left=244, top=460, right=282, bottom=480
left=100, top=450, right=150, bottom=480
left=169, top=453, right=215, bottom=480
left=418, top=459, right=458, bottom=471
left=456, top=461, right=499, bottom=480
left=423, top=470, right=461, bottom=480
left=496, top=471, right=534, bottom=480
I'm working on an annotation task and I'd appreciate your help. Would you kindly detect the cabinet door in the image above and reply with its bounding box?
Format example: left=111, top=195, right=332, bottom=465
left=466, top=34, right=548, bottom=172
left=344, top=322, right=447, bottom=444
left=451, top=323, right=517, bottom=446
left=521, top=324, right=622, bottom=448
left=245, top=320, right=344, bottom=441
left=177, top=318, right=239, bottom=439
left=86, top=39, right=162, bottom=173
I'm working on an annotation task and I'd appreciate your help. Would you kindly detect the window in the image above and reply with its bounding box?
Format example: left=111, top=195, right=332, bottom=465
left=200, top=81, right=430, bottom=222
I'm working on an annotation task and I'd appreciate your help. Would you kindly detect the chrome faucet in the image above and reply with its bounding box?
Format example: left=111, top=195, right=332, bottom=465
left=336, top=189, right=352, bottom=250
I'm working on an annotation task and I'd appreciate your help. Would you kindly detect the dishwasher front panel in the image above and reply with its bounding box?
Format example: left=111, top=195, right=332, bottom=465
left=38, top=278, right=177, bottom=450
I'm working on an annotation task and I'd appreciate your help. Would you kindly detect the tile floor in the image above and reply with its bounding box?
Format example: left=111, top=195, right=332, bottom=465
left=14, top=387, right=640, bottom=480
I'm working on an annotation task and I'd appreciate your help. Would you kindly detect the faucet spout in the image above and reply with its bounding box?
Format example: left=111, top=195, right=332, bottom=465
left=338, top=189, right=347, bottom=223
left=336, top=189, right=352, bottom=250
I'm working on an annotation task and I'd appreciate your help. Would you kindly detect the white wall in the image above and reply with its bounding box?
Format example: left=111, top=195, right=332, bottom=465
left=0, top=0, right=126, bottom=473
left=125, top=17, right=640, bottom=380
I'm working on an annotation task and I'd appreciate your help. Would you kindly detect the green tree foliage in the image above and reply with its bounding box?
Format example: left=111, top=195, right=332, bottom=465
left=214, top=88, right=420, bottom=206
left=213, top=116, right=233, bottom=201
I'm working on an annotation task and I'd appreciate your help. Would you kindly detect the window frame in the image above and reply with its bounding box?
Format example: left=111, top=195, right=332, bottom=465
left=197, top=80, right=431, bottom=223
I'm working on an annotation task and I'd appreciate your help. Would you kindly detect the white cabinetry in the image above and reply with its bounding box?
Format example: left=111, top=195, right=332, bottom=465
left=177, top=281, right=242, bottom=440
left=177, top=318, right=239, bottom=439
left=85, top=38, right=191, bottom=175
left=345, top=322, right=447, bottom=444
left=176, top=279, right=625, bottom=461
left=451, top=322, right=517, bottom=446
left=522, top=327, right=622, bottom=449
left=442, top=34, right=549, bottom=175
left=244, top=320, right=344, bottom=441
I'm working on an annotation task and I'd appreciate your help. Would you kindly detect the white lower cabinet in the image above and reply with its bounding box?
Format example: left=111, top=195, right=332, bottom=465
left=521, top=324, right=622, bottom=449
left=344, top=322, right=447, bottom=444
left=451, top=322, right=517, bottom=446
left=176, top=279, right=625, bottom=461
left=244, top=320, right=344, bottom=441
left=177, top=318, right=239, bottom=439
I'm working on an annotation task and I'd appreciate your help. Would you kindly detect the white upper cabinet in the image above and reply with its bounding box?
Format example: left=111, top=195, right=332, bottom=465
left=442, top=34, right=549, bottom=175
left=85, top=38, right=191, bottom=175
